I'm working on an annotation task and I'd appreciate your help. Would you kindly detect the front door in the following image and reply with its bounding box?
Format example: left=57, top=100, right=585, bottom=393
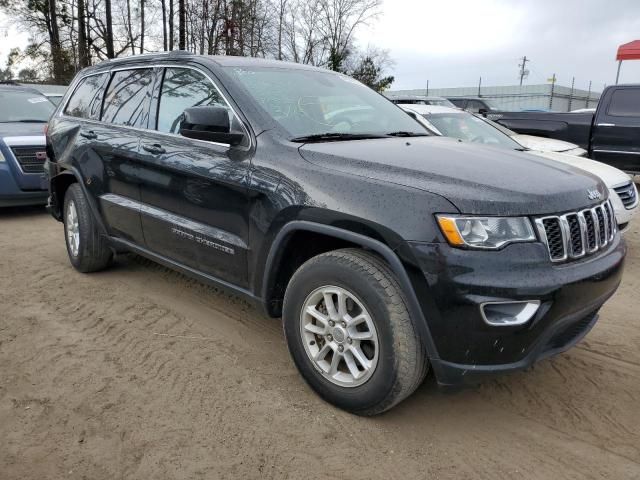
left=136, top=66, right=251, bottom=288
left=591, top=86, right=640, bottom=172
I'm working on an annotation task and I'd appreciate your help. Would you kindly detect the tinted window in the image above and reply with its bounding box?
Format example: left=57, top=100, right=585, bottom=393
left=607, top=88, right=640, bottom=117
left=64, top=73, right=109, bottom=119
left=157, top=68, right=227, bottom=134
left=102, top=69, right=153, bottom=127
left=448, top=98, right=465, bottom=108
left=0, top=89, right=54, bottom=123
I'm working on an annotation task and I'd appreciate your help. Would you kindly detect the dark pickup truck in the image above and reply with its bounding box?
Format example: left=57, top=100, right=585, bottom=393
left=491, top=84, right=640, bottom=174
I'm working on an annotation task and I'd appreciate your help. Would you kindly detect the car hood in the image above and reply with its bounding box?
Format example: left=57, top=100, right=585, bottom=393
left=527, top=150, right=632, bottom=189
left=298, top=136, right=606, bottom=216
left=511, top=134, right=582, bottom=153
left=0, top=122, right=47, bottom=138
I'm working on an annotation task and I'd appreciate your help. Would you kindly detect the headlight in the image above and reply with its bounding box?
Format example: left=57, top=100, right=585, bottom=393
left=437, top=215, right=536, bottom=249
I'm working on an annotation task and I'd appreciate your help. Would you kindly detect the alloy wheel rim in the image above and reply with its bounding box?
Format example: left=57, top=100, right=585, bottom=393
left=66, top=200, right=80, bottom=257
left=300, top=285, right=379, bottom=387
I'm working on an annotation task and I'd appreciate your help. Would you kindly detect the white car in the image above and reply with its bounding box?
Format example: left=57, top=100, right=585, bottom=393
left=401, top=104, right=638, bottom=230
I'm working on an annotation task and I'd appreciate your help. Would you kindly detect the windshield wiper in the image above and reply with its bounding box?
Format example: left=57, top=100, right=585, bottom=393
left=385, top=131, right=429, bottom=137
left=290, top=132, right=388, bottom=143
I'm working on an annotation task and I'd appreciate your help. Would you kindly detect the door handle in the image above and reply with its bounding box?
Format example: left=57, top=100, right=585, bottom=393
left=80, top=130, right=97, bottom=140
left=596, top=123, right=616, bottom=127
left=142, top=143, right=166, bottom=155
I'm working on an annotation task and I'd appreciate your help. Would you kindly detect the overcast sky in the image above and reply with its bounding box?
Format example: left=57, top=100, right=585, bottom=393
left=1, top=0, right=640, bottom=92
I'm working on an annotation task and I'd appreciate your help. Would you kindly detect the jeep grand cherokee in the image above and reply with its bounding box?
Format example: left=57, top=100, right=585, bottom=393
left=45, top=52, right=625, bottom=415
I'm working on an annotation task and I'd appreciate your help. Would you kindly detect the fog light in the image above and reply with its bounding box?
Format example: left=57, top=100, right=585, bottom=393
left=481, top=301, right=540, bottom=326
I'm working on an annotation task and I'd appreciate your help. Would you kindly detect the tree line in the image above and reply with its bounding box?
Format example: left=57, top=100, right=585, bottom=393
left=0, top=0, right=394, bottom=91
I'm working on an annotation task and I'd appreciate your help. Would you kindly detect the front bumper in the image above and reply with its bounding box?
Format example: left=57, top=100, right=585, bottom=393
left=409, top=234, right=626, bottom=388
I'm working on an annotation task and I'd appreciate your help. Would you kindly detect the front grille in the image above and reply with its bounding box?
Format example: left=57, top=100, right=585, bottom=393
left=10, top=146, right=47, bottom=174
left=613, top=182, right=638, bottom=209
left=536, top=200, right=615, bottom=262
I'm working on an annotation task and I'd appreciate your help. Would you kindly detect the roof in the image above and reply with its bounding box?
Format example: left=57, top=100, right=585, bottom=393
left=387, top=94, right=448, bottom=101
left=85, top=52, right=327, bottom=74
left=617, top=40, right=640, bottom=61
left=398, top=104, right=461, bottom=115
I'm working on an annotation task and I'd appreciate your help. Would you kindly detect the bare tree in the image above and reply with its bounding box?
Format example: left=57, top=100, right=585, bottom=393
left=178, top=0, right=185, bottom=49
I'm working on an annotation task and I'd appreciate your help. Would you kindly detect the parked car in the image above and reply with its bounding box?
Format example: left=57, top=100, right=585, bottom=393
left=386, top=95, right=456, bottom=108
left=0, top=84, right=54, bottom=207
left=492, top=84, right=640, bottom=173
left=447, top=96, right=500, bottom=114
left=46, top=53, right=625, bottom=415
left=401, top=104, right=638, bottom=230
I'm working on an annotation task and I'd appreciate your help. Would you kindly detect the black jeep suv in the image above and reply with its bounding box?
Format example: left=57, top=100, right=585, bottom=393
left=45, top=52, right=625, bottom=415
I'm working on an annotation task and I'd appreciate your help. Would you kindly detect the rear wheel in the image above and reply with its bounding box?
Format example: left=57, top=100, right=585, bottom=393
left=283, top=248, right=429, bottom=415
left=63, top=183, right=113, bottom=272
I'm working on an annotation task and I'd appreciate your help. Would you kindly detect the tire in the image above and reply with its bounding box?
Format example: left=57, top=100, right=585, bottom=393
left=283, top=248, right=429, bottom=415
left=63, top=183, right=113, bottom=273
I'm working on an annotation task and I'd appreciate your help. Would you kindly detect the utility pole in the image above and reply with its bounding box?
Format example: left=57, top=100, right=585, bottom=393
left=548, top=73, right=557, bottom=110
left=518, top=56, right=530, bottom=86
left=425, top=80, right=429, bottom=96
left=568, top=77, right=575, bottom=112
left=586, top=80, right=592, bottom=108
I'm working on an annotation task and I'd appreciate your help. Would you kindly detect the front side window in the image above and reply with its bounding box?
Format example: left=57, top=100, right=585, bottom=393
left=0, top=89, right=54, bottom=123
left=101, top=69, right=154, bottom=127
left=225, top=66, right=427, bottom=139
left=157, top=68, right=228, bottom=134
left=64, top=73, right=109, bottom=119
left=607, top=88, right=640, bottom=117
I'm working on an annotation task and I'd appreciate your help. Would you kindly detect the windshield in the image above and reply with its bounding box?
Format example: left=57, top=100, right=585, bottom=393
left=225, top=66, right=427, bottom=139
left=0, top=90, right=55, bottom=122
left=427, top=98, right=456, bottom=108
left=423, top=112, right=523, bottom=150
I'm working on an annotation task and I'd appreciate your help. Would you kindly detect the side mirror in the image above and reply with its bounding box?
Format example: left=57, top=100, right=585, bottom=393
left=478, top=108, right=488, bottom=116
left=179, top=106, right=245, bottom=146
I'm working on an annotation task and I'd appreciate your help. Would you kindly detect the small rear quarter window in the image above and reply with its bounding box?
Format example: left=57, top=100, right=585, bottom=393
left=64, top=73, right=110, bottom=120
left=607, top=88, right=640, bottom=117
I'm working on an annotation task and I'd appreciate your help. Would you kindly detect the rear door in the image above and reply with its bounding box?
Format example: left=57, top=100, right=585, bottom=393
left=591, top=86, right=640, bottom=172
left=135, top=65, right=251, bottom=287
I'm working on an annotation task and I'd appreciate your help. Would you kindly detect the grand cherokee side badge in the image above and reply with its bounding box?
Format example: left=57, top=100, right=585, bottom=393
left=587, top=189, right=602, bottom=200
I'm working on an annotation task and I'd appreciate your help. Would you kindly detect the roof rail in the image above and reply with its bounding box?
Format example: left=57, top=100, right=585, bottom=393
left=106, top=50, right=193, bottom=62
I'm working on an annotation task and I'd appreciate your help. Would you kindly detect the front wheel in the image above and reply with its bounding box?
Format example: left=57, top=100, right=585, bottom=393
left=283, top=249, right=429, bottom=415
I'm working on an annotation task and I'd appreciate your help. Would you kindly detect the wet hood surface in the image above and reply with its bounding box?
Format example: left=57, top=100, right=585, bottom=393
left=0, top=122, right=47, bottom=138
left=299, top=136, right=606, bottom=216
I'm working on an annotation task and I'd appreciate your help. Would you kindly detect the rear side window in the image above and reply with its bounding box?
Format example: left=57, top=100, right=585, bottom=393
left=64, top=73, right=109, bottom=119
left=607, top=88, right=640, bottom=117
left=449, top=98, right=465, bottom=108
left=156, top=68, right=227, bottom=134
left=102, top=69, right=154, bottom=127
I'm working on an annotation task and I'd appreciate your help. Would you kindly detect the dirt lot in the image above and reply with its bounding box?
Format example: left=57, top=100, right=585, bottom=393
left=1, top=207, right=639, bottom=480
